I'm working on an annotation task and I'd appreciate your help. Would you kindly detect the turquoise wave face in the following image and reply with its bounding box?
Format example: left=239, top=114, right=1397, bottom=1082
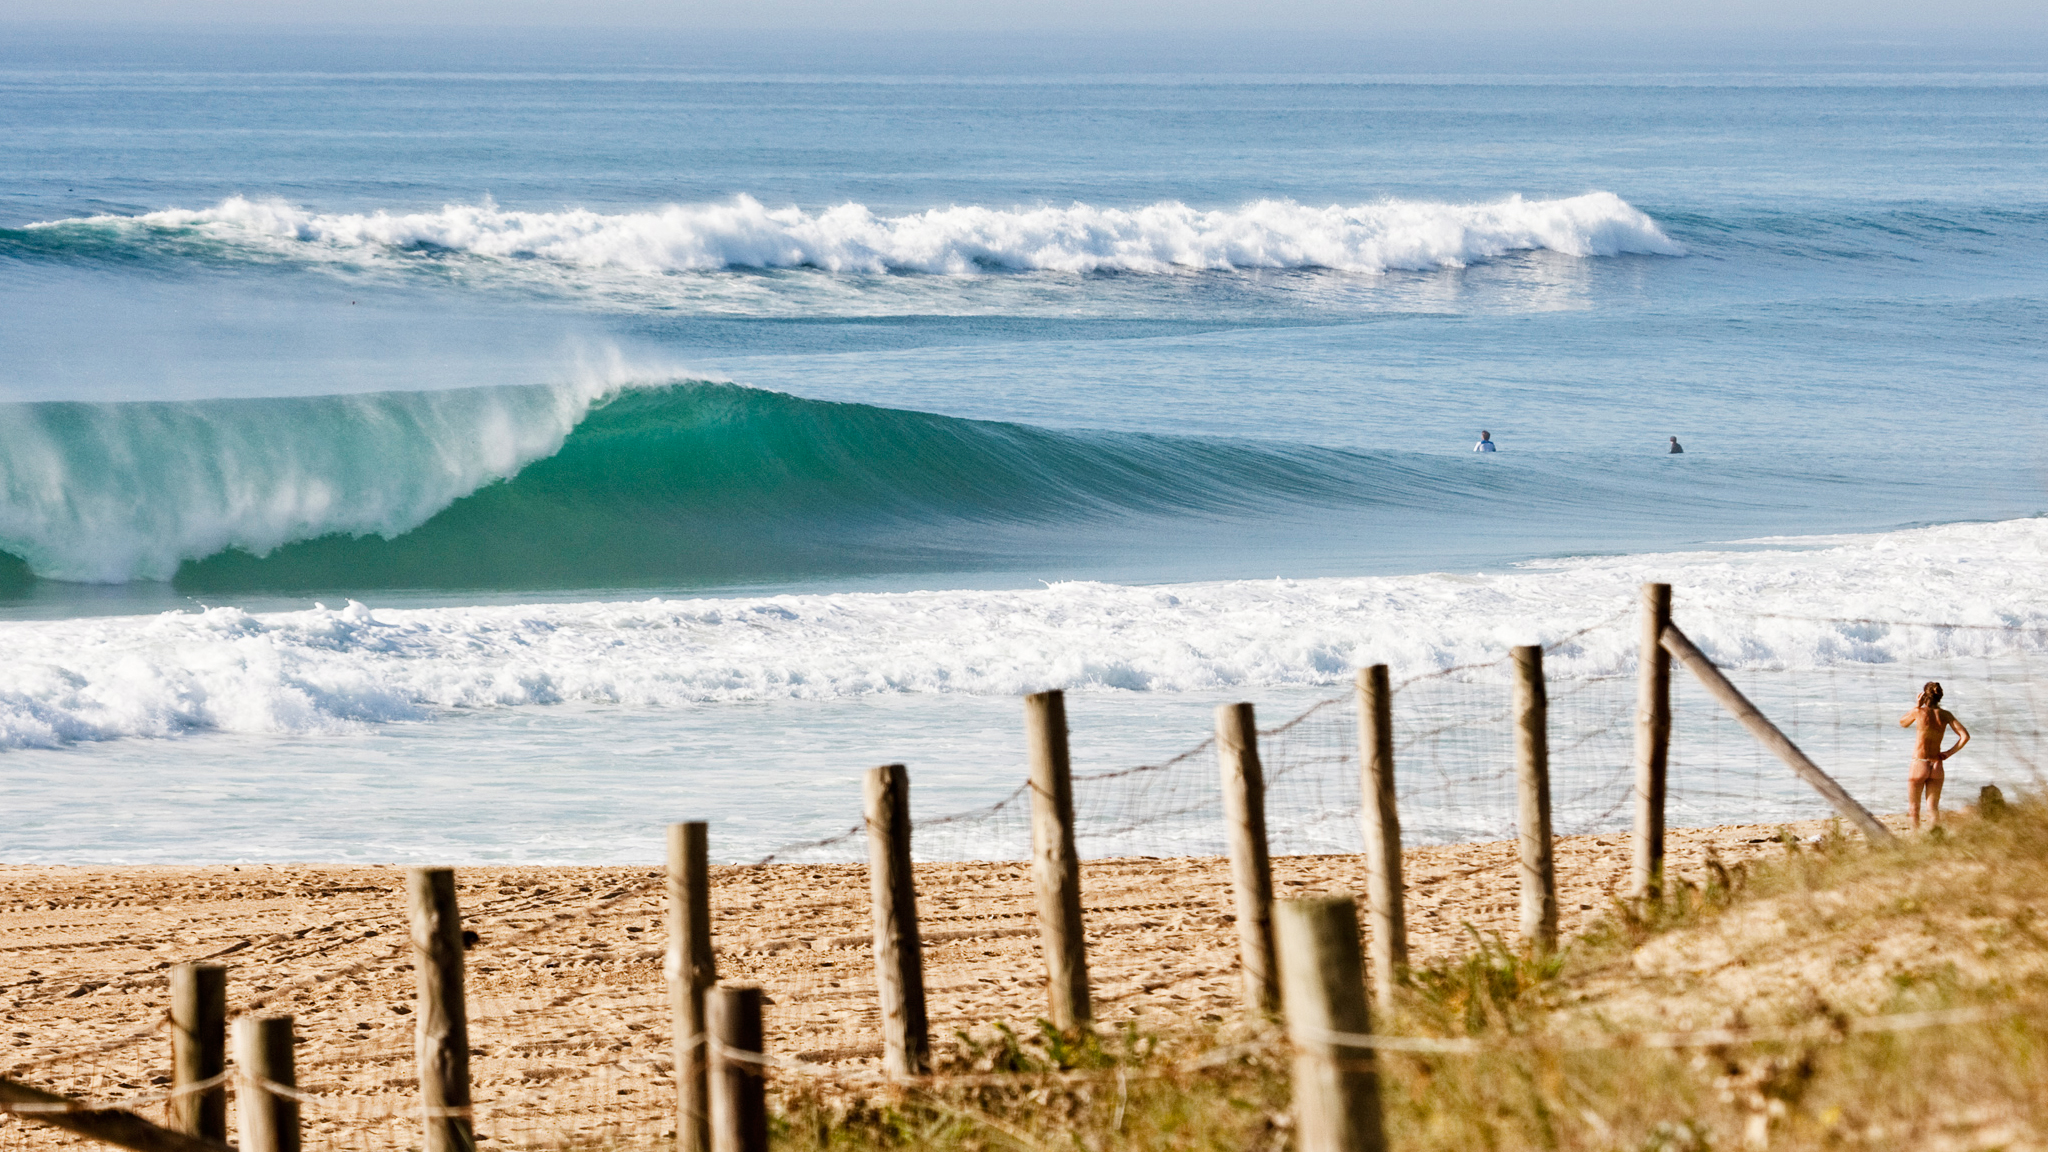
left=166, top=382, right=1421, bottom=592
left=12, top=378, right=1663, bottom=594
left=1, top=376, right=2032, bottom=598
left=0, top=378, right=1371, bottom=592
left=0, top=553, right=29, bottom=595
left=6, top=373, right=2028, bottom=597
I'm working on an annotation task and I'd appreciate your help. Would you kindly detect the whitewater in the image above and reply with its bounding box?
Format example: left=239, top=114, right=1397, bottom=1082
left=34, top=191, right=1683, bottom=277
left=3, top=517, right=2042, bottom=750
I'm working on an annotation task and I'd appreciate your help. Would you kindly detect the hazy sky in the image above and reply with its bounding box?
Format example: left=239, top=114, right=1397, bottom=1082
left=7, top=0, right=2047, bottom=34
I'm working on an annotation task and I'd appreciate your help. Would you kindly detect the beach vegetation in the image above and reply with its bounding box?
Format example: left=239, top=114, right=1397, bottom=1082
left=774, top=797, right=2048, bottom=1151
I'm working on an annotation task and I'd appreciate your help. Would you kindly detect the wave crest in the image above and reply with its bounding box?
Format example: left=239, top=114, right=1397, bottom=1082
left=41, top=192, right=1684, bottom=275
left=0, top=382, right=601, bottom=583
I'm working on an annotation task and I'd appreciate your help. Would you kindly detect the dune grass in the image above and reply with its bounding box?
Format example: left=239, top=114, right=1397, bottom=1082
left=773, top=798, right=2048, bottom=1151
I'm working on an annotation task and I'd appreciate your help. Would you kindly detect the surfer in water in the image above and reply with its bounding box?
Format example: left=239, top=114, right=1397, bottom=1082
left=1668, top=436, right=1684, bottom=454
left=1898, top=681, right=1969, bottom=831
left=1474, top=430, right=1496, bottom=452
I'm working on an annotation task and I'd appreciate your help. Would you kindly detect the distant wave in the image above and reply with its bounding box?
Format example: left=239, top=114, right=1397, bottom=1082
left=23, top=192, right=1684, bottom=275
left=0, top=380, right=1448, bottom=590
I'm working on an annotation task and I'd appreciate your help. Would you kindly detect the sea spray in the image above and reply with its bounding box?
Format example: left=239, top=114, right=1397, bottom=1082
left=0, top=380, right=604, bottom=583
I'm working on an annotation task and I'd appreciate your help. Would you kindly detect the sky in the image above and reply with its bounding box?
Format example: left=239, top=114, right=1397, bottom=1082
left=4, top=0, right=2047, bottom=35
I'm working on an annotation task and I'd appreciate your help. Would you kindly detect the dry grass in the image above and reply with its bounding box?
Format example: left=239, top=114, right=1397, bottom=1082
left=776, top=798, right=2048, bottom=1151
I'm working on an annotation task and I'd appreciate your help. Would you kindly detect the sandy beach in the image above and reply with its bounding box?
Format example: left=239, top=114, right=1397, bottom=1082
left=0, top=819, right=1873, bottom=1149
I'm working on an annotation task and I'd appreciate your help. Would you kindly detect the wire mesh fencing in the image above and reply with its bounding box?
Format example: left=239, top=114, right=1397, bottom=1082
left=5, top=600, right=2047, bottom=1152
left=1667, top=611, right=2046, bottom=827
left=748, top=608, right=1648, bottom=869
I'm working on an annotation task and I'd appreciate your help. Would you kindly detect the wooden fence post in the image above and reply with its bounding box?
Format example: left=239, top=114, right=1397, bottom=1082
left=1514, top=645, right=1558, bottom=952
left=1633, top=583, right=1673, bottom=900
left=168, top=963, right=226, bottom=1141
left=1215, top=703, right=1278, bottom=1015
left=230, top=1016, right=298, bottom=1152
left=1275, top=896, right=1387, bottom=1152
left=707, top=986, right=767, bottom=1152
left=1024, top=689, right=1091, bottom=1029
left=668, top=823, right=716, bottom=1152
left=405, top=868, right=473, bottom=1152
left=864, top=764, right=932, bottom=1075
left=1354, top=665, right=1407, bottom=1013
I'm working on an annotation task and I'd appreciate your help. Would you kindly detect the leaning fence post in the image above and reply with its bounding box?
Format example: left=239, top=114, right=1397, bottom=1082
left=1659, top=624, right=1898, bottom=845
left=1275, top=896, right=1388, bottom=1152
left=1633, top=582, right=1673, bottom=900
left=231, top=1015, right=299, bottom=1152
left=864, top=764, right=932, bottom=1076
left=1514, top=645, right=1558, bottom=952
left=1216, top=703, right=1278, bottom=1016
left=1025, top=689, right=1091, bottom=1029
left=668, top=823, right=716, bottom=1152
left=707, top=986, right=767, bottom=1152
left=405, top=868, right=473, bottom=1152
left=0, top=1075, right=233, bottom=1152
left=169, top=963, right=226, bottom=1141
left=1355, top=665, right=1407, bottom=1013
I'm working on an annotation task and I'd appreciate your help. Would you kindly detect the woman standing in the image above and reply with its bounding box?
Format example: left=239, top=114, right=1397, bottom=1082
left=1898, top=681, right=1969, bottom=831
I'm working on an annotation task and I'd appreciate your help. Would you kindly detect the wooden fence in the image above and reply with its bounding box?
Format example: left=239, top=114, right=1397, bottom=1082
left=0, top=583, right=1899, bottom=1152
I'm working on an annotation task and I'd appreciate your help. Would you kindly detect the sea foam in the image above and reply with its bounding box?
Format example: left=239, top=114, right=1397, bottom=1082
left=1, top=517, right=2040, bottom=750
left=51, top=192, right=1684, bottom=275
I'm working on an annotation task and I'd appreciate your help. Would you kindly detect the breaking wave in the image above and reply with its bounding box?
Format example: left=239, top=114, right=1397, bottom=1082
left=0, top=379, right=1439, bottom=590
left=20, top=191, right=1684, bottom=276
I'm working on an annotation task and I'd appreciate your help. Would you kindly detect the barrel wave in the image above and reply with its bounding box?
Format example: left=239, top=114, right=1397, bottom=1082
left=0, top=381, right=1451, bottom=593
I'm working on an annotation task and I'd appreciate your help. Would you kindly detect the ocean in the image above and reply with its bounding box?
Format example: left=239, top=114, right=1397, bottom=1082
left=2, top=29, right=2044, bottom=863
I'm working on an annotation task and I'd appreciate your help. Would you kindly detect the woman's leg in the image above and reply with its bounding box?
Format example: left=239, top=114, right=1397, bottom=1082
left=1909, top=773, right=1926, bottom=830
left=1927, top=770, right=1944, bottom=827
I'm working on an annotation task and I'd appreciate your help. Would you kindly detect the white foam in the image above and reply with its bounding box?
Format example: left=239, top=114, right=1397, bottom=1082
left=2, top=517, right=2040, bottom=751
left=53, top=192, right=1684, bottom=275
